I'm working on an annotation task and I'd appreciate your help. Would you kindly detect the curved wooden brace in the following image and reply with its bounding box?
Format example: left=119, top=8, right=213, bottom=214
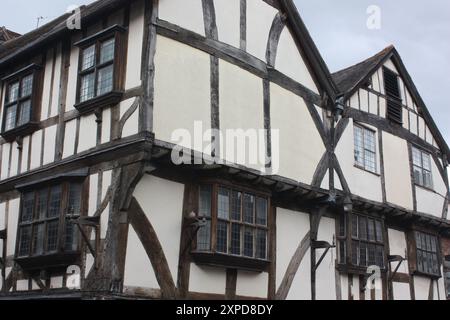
left=266, top=12, right=286, bottom=67
left=128, top=197, right=177, bottom=299
left=276, top=231, right=311, bottom=300
left=118, top=97, right=140, bottom=138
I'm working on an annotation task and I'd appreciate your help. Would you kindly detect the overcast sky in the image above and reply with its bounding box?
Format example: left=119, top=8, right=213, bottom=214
left=1, top=0, right=449, bottom=146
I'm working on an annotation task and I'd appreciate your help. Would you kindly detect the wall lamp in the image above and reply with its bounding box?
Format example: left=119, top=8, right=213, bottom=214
left=334, top=96, right=345, bottom=122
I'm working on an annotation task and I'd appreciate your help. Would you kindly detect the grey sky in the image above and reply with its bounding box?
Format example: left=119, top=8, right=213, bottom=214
left=1, top=0, right=449, bottom=146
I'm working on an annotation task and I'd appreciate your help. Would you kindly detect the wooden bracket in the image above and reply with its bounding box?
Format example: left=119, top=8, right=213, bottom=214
left=312, top=240, right=336, bottom=272
left=180, top=215, right=207, bottom=258
left=388, top=255, right=406, bottom=281
left=70, top=216, right=101, bottom=269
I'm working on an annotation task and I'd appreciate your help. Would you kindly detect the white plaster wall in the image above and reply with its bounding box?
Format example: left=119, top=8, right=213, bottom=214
left=384, top=59, right=397, bottom=74
left=50, top=44, right=62, bottom=118
left=20, top=136, right=30, bottom=173
left=431, top=159, right=448, bottom=196
left=16, top=280, right=28, bottom=291
left=276, top=207, right=311, bottom=300
left=275, top=27, right=319, bottom=94
left=416, top=188, right=445, bottom=218
left=101, top=170, right=112, bottom=239
left=124, top=227, right=159, bottom=289
left=154, top=36, right=211, bottom=153
left=50, top=276, right=64, bottom=289
left=159, top=0, right=205, bottom=36
left=88, top=173, right=99, bottom=217
left=120, top=99, right=139, bottom=138
left=368, top=92, right=378, bottom=115
left=0, top=144, right=9, bottom=180
left=414, top=276, right=430, bottom=300
left=65, top=35, right=81, bottom=112
left=387, top=229, right=409, bottom=274
left=30, top=130, right=43, bottom=170
left=78, top=114, right=97, bottom=153
left=7, top=198, right=20, bottom=256
left=392, top=282, right=410, bottom=300
left=189, top=264, right=227, bottom=294
left=125, top=0, right=144, bottom=90
left=63, top=119, right=77, bottom=159
left=409, top=111, right=418, bottom=135
left=214, top=0, right=240, bottom=48
left=335, top=120, right=383, bottom=202
left=101, top=107, right=111, bottom=144
left=133, top=175, right=184, bottom=286
left=246, top=0, right=277, bottom=61
left=236, top=271, right=268, bottom=298
left=340, top=274, right=349, bottom=300
left=270, top=83, right=325, bottom=184
left=10, top=142, right=19, bottom=177
left=315, top=217, right=337, bottom=300
left=359, top=89, right=369, bottom=113
left=40, top=48, right=54, bottom=121
left=220, top=59, right=265, bottom=171
left=383, top=132, right=414, bottom=210
left=43, top=125, right=57, bottom=165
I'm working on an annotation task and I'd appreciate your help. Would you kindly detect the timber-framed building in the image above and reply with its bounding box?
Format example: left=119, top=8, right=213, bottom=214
left=0, top=0, right=449, bottom=300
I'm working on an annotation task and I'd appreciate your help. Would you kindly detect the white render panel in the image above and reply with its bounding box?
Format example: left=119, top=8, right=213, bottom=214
left=154, top=36, right=211, bottom=153
left=0, top=202, right=5, bottom=230
left=189, top=264, right=227, bottom=294
left=275, top=27, right=319, bottom=94
left=43, top=125, right=57, bottom=165
left=30, top=130, right=43, bottom=170
left=414, top=276, right=430, bottom=300
left=50, top=276, right=64, bottom=289
left=315, top=217, right=336, bottom=300
left=120, top=99, right=139, bottom=138
left=65, top=36, right=81, bottom=112
left=10, top=142, right=19, bottom=177
left=418, top=117, right=425, bottom=140
left=236, top=271, right=268, bottom=298
left=124, top=227, right=159, bottom=289
left=416, top=188, right=445, bottom=218
left=16, top=280, right=29, bottom=291
left=431, top=158, right=448, bottom=196
left=7, top=198, right=20, bottom=256
left=276, top=208, right=311, bottom=300
left=246, top=0, right=277, bottom=61
left=159, top=0, right=205, bottom=36
left=101, top=170, right=112, bottom=239
left=133, top=175, right=184, bottom=284
left=88, top=174, right=99, bottom=217
left=383, top=132, right=414, bottom=210
left=125, top=0, right=144, bottom=89
left=368, top=92, right=378, bottom=115
left=50, top=44, right=62, bottom=117
left=387, top=229, right=409, bottom=274
left=20, top=136, right=30, bottom=173
left=41, top=48, right=54, bottom=121
left=270, top=83, right=325, bottom=184
left=371, top=72, right=380, bottom=92
left=393, top=282, right=411, bottom=300
left=359, top=89, right=369, bottom=113
left=220, top=59, right=265, bottom=171
left=384, top=59, right=397, bottom=73
left=63, top=119, right=77, bottom=159
left=0, top=144, right=9, bottom=180
left=101, top=107, right=111, bottom=144
left=379, top=97, right=386, bottom=118
left=409, top=111, right=418, bottom=135
left=335, top=120, right=383, bottom=202
left=78, top=114, right=97, bottom=153
left=214, top=0, right=241, bottom=48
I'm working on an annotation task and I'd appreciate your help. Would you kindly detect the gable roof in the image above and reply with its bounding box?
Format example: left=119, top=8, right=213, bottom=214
left=0, top=27, right=20, bottom=43
left=332, top=46, right=450, bottom=159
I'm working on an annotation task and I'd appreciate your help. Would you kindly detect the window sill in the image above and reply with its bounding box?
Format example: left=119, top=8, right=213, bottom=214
left=191, top=251, right=270, bottom=272
left=336, top=263, right=387, bottom=276
left=74, top=90, right=123, bottom=115
left=354, top=165, right=380, bottom=177
left=414, top=184, right=436, bottom=194
left=0, top=122, right=39, bottom=142
left=412, top=270, right=441, bottom=280
left=15, top=251, right=81, bottom=271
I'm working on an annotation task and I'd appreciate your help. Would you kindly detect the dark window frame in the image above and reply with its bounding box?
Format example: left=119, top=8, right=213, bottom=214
left=383, top=66, right=403, bottom=124
left=193, top=182, right=271, bottom=271
left=74, top=25, right=126, bottom=115
left=15, top=178, right=88, bottom=271
left=411, top=230, right=441, bottom=278
left=411, top=146, right=434, bottom=190
left=337, top=212, right=387, bottom=274
left=1, top=64, right=42, bottom=140
left=353, top=123, right=378, bottom=174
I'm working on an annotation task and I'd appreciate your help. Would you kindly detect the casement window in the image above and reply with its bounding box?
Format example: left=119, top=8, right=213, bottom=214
left=412, top=146, right=433, bottom=189
left=414, top=231, right=440, bottom=276
left=383, top=66, right=403, bottom=124
left=16, top=180, right=86, bottom=269
left=195, top=184, right=270, bottom=270
left=74, top=25, right=126, bottom=114
left=354, top=124, right=377, bottom=173
left=1, top=64, right=42, bottom=140
left=338, top=213, right=386, bottom=270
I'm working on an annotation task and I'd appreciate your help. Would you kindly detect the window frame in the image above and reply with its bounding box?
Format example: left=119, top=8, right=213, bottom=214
left=14, top=177, right=88, bottom=271
left=353, top=123, right=378, bottom=174
left=1, top=64, right=42, bottom=140
left=409, top=230, right=441, bottom=278
left=74, top=25, right=126, bottom=115
left=193, top=181, right=271, bottom=271
left=411, top=146, right=434, bottom=190
left=337, top=211, right=387, bottom=274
